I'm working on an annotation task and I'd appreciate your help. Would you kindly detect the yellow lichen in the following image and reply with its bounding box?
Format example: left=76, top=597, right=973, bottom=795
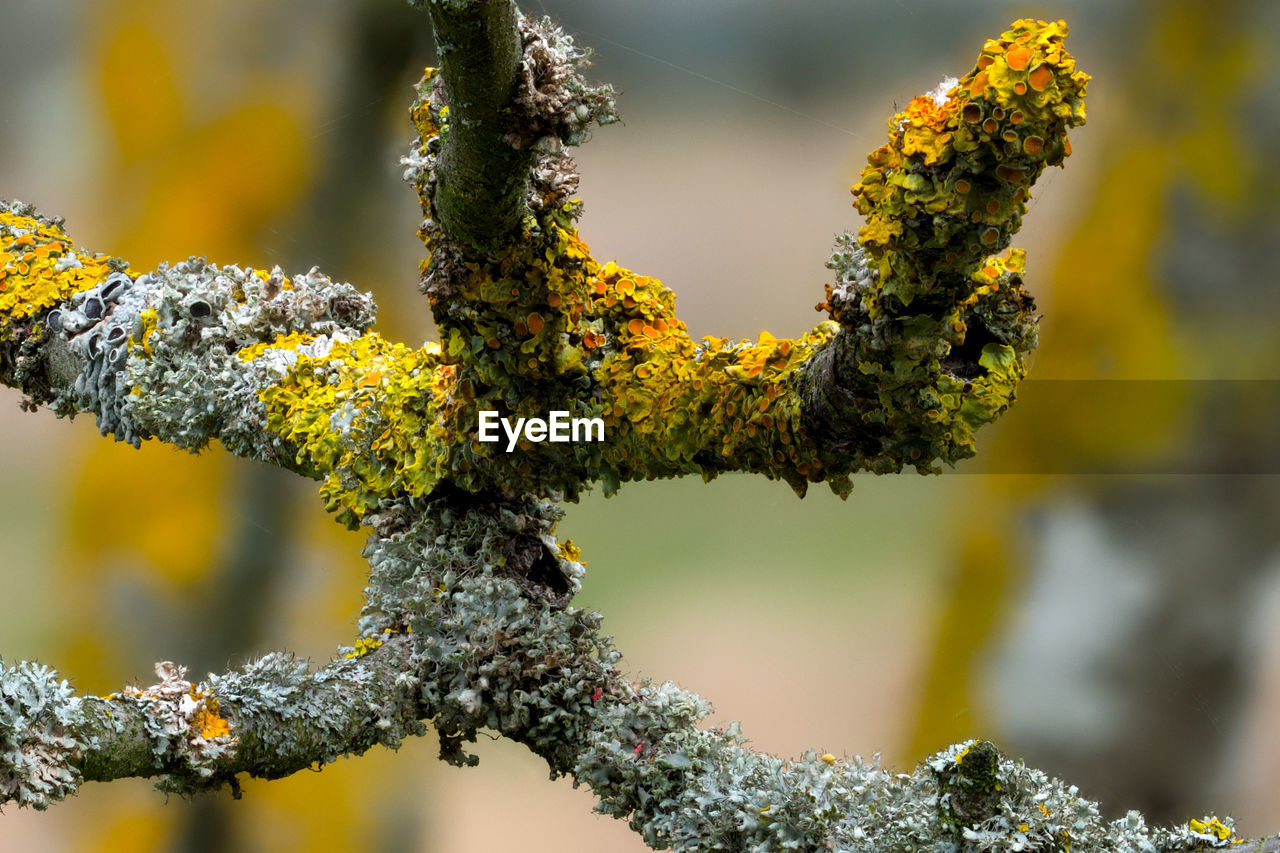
left=0, top=210, right=120, bottom=337
left=898, top=92, right=958, bottom=166
left=233, top=21, right=1083, bottom=519
left=1188, top=817, right=1233, bottom=842
left=344, top=635, right=386, bottom=659
left=558, top=539, right=584, bottom=563
left=243, top=332, right=449, bottom=526
left=129, top=307, right=160, bottom=356
left=853, top=18, right=1087, bottom=312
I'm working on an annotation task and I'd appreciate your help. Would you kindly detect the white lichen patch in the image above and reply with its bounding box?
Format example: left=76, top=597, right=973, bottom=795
left=119, top=662, right=237, bottom=784
left=927, top=75, right=959, bottom=107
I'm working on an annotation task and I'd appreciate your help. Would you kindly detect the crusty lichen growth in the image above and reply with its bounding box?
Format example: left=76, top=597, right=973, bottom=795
left=851, top=18, right=1087, bottom=310
left=239, top=333, right=449, bottom=526
left=0, top=447, right=1257, bottom=850
left=0, top=200, right=378, bottom=460
left=0, top=659, right=240, bottom=806
left=799, top=18, right=1088, bottom=484
left=0, top=202, right=123, bottom=333
left=361, top=16, right=1085, bottom=509
left=113, top=662, right=238, bottom=791
left=6, top=628, right=1247, bottom=851
left=0, top=660, right=82, bottom=808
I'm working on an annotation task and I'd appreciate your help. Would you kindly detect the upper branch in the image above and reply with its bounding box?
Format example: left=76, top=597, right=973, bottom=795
left=418, top=0, right=528, bottom=255
left=0, top=18, right=1088, bottom=531
left=393, top=17, right=1089, bottom=504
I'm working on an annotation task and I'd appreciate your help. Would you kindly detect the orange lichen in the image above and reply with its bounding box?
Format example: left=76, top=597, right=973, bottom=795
left=898, top=93, right=959, bottom=166
left=1028, top=64, right=1054, bottom=92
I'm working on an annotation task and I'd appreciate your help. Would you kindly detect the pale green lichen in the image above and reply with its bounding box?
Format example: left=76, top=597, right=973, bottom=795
left=117, top=258, right=377, bottom=456
left=0, top=660, right=82, bottom=808
left=0, top=492, right=1254, bottom=850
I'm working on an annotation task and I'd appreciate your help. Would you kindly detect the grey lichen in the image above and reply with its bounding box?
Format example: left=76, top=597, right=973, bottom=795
left=40, top=254, right=375, bottom=460
left=511, top=12, right=618, bottom=149
left=823, top=233, right=879, bottom=330
left=2, top=4, right=1273, bottom=849
left=0, top=507, right=1258, bottom=852
left=202, top=648, right=427, bottom=785
left=361, top=495, right=602, bottom=767
left=0, top=660, right=82, bottom=808
left=0, top=658, right=240, bottom=807
left=350, top=496, right=1252, bottom=851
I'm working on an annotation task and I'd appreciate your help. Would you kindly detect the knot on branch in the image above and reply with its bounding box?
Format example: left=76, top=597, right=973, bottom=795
left=0, top=660, right=82, bottom=809
left=935, top=738, right=1003, bottom=826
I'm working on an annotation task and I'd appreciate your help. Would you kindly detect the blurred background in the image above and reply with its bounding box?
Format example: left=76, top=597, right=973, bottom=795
left=3, top=0, right=1280, bottom=849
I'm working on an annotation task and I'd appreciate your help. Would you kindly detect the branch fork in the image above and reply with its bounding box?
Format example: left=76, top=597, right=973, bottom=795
left=8, top=6, right=1249, bottom=853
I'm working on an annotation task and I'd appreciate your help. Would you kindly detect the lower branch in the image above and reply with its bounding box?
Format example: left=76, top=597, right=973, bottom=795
left=2, top=494, right=1267, bottom=851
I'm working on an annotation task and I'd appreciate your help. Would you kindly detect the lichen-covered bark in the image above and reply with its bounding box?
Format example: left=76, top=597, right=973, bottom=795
left=1, top=493, right=1264, bottom=850
left=0, top=201, right=376, bottom=465
left=6, top=3, right=1266, bottom=851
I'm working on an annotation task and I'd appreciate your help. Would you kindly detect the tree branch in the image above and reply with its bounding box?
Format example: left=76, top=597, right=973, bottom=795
left=3, top=19, right=1080, bottom=518
left=0, top=204, right=375, bottom=468
left=3, top=493, right=1268, bottom=849
left=416, top=0, right=528, bottom=256
left=8, top=6, right=1263, bottom=851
